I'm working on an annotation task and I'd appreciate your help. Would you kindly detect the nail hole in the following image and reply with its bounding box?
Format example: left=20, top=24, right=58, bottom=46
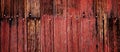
left=83, top=12, right=85, bottom=18
left=83, top=12, right=85, bottom=14
left=96, top=44, right=98, bottom=49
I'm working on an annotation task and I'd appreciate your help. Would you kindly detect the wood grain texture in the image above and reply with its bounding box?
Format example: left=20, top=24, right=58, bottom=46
left=27, top=19, right=36, bottom=52
left=44, top=15, right=53, bottom=52
left=41, top=15, right=54, bottom=52
left=18, top=18, right=24, bottom=52
left=1, top=19, right=9, bottom=52
left=10, top=18, right=17, bottom=52
left=67, top=16, right=79, bottom=52
left=40, top=0, right=53, bottom=15
left=2, top=0, right=11, bottom=17
left=0, top=0, right=120, bottom=52
left=40, top=15, right=45, bottom=52
left=1, top=0, right=4, bottom=17
left=26, top=0, right=40, bottom=17
left=23, top=18, right=27, bottom=52
left=36, top=19, right=41, bottom=52
left=54, top=16, right=67, bottom=52
left=17, top=1, right=25, bottom=52
left=54, top=0, right=67, bottom=16
left=18, top=0, right=24, bottom=17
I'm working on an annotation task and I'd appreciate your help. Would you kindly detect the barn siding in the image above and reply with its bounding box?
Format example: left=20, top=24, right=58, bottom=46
left=0, top=0, right=120, bottom=52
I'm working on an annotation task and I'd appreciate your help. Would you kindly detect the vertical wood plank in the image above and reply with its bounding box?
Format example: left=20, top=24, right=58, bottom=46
left=18, top=0, right=25, bottom=52
left=40, top=15, right=45, bottom=52
left=10, top=18, right=17, bottom=52
left=23, top=17, right=27, bottom=52
left=44, top=16, right=52, bottom=52
left=102, top=0, right=113, bottom=52
left=94, top=0, right=104, bottom=52
left=110, top=0, right=120, bottom=52
left=88, top=17, right=97, bottom=52
left=36, top=19, right=41, bottom=52
left=71, top=17, right=79, bottom=52
left=88, top=0, right=97, bottom=52
left=1, top=19, right=9, bottom=52
left=79, top=0, right=97, bottom=52
left=54, top=16, right=61, bottom=52
left=51, top=16, right=54, bottom=52
left=23, top=0, right=27, bottom=52
left=60, top=17, right=67, bottom=52
left=79, top=0, right=89, bottom=51
left=67, top=0, right=80, bottom=51
left=26, top=0, right=41, bottom=52
left=41, top=15, right=54, bottom=52
left=67, top=16, right=79, bottom=52
left=27, top=19, right=36, bottom=52
left=54, top=16, right=67, bottom=52
left=77, top=16, right=81, bottom=52
left=54, top=16, right=60, bottom=52
left=17, top=0, right=25, bottom=52
left=18, top=18, right=24, bottom=52
left=80, top=17, right=96, bottom=52
left=66, top=16, right=72, bottom=52
left=10, top=0, right=18, bottom=52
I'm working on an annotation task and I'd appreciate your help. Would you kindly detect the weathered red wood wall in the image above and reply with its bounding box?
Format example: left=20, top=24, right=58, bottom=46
left=0, top=0, right=120, bottom=52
